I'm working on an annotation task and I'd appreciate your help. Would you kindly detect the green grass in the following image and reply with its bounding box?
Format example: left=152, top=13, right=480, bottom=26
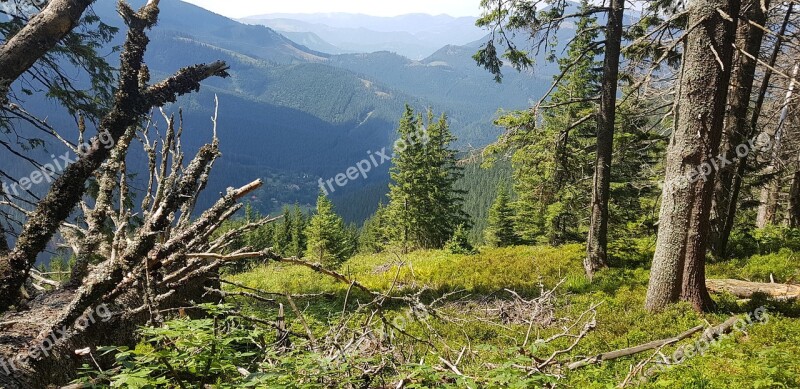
left=231, top=245, right=586, bottom=295
left=225, top=244, right=800, bottom=388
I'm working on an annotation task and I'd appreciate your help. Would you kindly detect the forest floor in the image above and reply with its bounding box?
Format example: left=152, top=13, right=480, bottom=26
left=228, top=243, right=800, bottom=388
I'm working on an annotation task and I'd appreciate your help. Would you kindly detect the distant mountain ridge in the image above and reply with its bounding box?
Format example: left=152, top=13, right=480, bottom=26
left=13, top=0, right=552, bottom=222
left=239, top=12, right=487, bottom=60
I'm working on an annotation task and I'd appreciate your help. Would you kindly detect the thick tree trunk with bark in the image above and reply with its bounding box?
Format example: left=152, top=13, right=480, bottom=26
left=585, top=0, right=623, bottom=278
left=710, top=0, right=768, bottom=259
left=0, top=0, right=95, bottom=103
left=756, top=63, right=799, bottom=228
left=0, top=0, right=230, bottom=312
left=645, top=0, right=740, bottom=313
left=720, top=4, right=794, bottom=250
left=706, top=279, right=800, bottom=300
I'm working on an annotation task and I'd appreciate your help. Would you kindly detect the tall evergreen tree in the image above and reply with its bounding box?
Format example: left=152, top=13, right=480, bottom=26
left=305, top=193, right=348, bottom=267
left=386, top=106, right=425, bottom=252
left=272, top=207, right=291, bottom=255
left=288, top=204, right=307, bottom=258
left=359, top=203, right=389, bottom=253
left=499, top=5, right=601, bottom=245
left=484, top=185, right=519, bottom=247
left=386, top=106, right=468, bottom=251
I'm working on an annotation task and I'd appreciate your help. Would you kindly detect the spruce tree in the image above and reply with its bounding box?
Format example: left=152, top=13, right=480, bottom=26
left=500, top=2, right=601, bottom=245
left=288, top=204, right=306, bottom=258
left=446, top=224, right=477, bottom=255
left=423, top=113, right=470, bottom=248
left=305, top=193, right=348, bottom=267
left=359, top=203, right=389, bottom=253
left=386, top=106, right=468, bottom=251
left=341, top=223, right=360, bottom=259
left=242, top=203, right=272, bottom=251
left=271, top=206, right=292, bottom=255
left=485, top=185, right=519, bottom=247
left=386, top=106, right=425, bottom=252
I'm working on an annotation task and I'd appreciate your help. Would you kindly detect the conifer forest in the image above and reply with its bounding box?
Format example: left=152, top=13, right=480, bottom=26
left=1, top=0, right=800, bottom=387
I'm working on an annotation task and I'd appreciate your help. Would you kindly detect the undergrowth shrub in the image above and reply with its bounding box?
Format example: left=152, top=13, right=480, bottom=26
left=727, top=225, right=800, bottom=259
left=77, top=245, right=800, bottom=388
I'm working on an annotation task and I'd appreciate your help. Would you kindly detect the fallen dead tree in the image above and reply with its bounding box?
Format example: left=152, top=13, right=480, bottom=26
left=567, top=324, right=704, bottom=370
left=569, top=315, right=742, bottom=373
left=706, top=279, right=800, bottom=300
left=0, top=1, right=290, bottom=386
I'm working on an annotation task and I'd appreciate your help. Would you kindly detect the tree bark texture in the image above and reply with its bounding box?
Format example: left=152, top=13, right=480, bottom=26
left=718, top=3, right=794, bottom=254
left=0, top=0, right=95, bottom=102
left=710, top=0, right=769, bottom=258
left=645, top=0, right=740, bottom=313
left=585, top=0, right=624, bottom=279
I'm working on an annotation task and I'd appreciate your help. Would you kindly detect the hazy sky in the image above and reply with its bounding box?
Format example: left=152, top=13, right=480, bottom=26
left=181, top=0, right=483, bottom=18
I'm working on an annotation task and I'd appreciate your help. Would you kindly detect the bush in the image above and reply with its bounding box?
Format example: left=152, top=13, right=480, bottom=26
left=727, top=226, right=800, bottom=259
left=446, top=224, right=478, bottom=255
left=740, top=249, right=799, bottom=283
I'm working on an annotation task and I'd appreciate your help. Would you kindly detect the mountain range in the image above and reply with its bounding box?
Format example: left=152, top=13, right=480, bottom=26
left=239, top=13, right=488, bottom=60
left=14, top=0, right=562, bottom=222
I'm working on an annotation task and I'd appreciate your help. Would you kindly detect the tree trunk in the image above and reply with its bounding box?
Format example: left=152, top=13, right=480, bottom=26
left=719, top=3, right=794, bottom=251
left=706, top=279, right=800, bottom=300
left=756, top=63, right=799, bottom=228
left=756, top=178, right=781, bottom=227
left=789, top=170, right=800, bottom=228
left=710, top=0, right=768, bottom=259
left=645, top=0, right=740, bottom=313
left=0, top=0, right=95, bottom=102
left=585, top=0, right=623, bottom=278
left=0, top=276, right=217, bottom=388
left=0, top=0, right=229, bottom=312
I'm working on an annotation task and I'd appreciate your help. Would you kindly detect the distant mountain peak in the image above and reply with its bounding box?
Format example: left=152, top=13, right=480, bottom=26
left=239, top=12, right=486, bottom=60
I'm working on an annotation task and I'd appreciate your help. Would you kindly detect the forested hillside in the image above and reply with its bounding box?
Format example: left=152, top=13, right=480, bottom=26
left=88, top=0, right=548, bottom=217
left=1, top=0, right=799, bottom=387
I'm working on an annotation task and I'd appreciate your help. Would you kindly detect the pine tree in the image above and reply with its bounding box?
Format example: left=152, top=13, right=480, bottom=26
left=288, top=204, right=306, bottom=258
left=501, top=3, right=601, bottom=245
left=271, top=206, right=292, bottom=256
left=485, top=185, right=519, bottom=247
left=305, top=193, right=348, bottom=267
left=386, top=106, right=468, bottom=251
left=446, top=224, right=477, bottom=255
left=359, top=203, right=389, bottom=253
left=386, top=106, right=425, bottom=252
left=341, top=223, right=360, bottom=259
left=423, top=113, right=470, bottom=248
left=241, top=203, right=273, bottom=251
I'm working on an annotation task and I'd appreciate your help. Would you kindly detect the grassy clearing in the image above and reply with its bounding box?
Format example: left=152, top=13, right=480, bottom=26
left=225, top=245, right=800, bottom=388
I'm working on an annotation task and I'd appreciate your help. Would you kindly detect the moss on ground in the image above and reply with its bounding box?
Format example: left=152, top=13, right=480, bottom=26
left=224, top=244, right=800, bottom=388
